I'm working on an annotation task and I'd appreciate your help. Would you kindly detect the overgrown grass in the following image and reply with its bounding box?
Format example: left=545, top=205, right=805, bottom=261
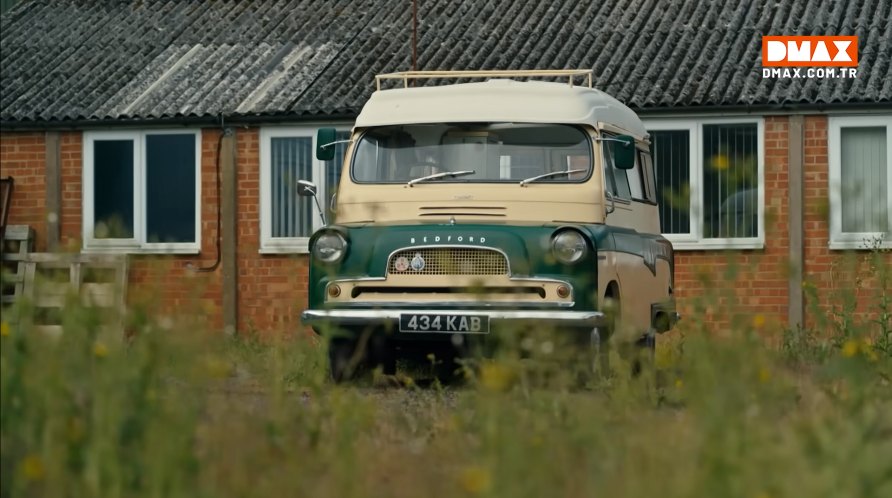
left=2, top=256, right=891, bottom=498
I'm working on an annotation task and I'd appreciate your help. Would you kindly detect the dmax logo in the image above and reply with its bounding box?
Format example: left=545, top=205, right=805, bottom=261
left=762, top=36, right=858, bottom=67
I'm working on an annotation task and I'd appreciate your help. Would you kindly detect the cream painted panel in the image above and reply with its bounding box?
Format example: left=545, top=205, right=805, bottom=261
left=604, top=251, right=672, bottom=342
left=604, top=201, right=660, bottom=233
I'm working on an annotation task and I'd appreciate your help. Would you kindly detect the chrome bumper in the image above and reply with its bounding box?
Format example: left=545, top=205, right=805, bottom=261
left=301, top=309, right=606, bottom=329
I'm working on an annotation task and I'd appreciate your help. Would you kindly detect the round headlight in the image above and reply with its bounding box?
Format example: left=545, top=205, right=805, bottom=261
left=551, top=230, right=588, bottom=264
left=313, top=232, right=347, bottom=263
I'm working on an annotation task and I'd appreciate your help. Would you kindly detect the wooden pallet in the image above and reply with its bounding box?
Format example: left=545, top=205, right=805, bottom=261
left=4, top=252, right=128, bottom=336
left=1, top=224, right=34, bottom=306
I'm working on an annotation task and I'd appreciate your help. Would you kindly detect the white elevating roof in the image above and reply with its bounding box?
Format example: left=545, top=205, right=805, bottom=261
left=354, top=71, right=647, bottom=137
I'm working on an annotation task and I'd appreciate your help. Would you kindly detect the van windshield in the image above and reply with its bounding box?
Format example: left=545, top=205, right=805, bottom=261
left=351, top=123, right=592, bottom=184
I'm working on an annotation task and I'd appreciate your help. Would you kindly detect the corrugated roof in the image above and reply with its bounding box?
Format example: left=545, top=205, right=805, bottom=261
left=1, top=0, right=890, bottom=126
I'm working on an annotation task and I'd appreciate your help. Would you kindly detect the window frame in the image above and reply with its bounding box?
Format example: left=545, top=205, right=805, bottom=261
left=828, top=115, right=892, bottom=250
left=259, top=126, right=350, bottom=254
left=644, top=117, right=765, bottom=250
left=82, top=130, right=202, bottom=254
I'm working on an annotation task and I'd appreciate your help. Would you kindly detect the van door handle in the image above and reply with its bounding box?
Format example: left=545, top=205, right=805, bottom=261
left=605, top=191, right=615, bottom=215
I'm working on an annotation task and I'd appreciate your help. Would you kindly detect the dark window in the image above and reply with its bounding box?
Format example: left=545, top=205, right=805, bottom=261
left=702, top=124, right=758, bottom=238
left=93, top=140, right=134, bottom=239
left=650, top=130, right=691, bottom=235
left=145, top=134, right=196, bottom=243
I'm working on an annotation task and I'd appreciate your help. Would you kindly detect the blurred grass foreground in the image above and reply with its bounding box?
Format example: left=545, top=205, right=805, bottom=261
left=1, top=251, right=891, bottom=498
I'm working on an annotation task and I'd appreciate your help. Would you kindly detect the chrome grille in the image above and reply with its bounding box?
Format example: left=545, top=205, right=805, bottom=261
left=388, top=247, right=508, bottom=275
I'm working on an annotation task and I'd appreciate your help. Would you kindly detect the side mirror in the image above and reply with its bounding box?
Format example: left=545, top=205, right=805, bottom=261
left=297, top=179, right=318, bottom=197
left=296, top=180, right=326, bottom=225
left=613, top=135, right=636, bottom=170
left=316, top=128, right=337, bottom=161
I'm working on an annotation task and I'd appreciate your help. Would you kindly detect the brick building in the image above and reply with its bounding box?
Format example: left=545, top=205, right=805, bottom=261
left=1, top=0, right=890, bottom=335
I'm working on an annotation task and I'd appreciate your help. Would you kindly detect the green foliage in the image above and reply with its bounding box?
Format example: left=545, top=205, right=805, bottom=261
left=2, top=257, right=892, bottom=498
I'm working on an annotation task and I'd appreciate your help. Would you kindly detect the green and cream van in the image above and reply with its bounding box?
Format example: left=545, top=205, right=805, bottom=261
left=300, top=70, right=678, bottom=381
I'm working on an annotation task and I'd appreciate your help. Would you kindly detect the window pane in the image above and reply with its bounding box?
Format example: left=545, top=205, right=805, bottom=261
left=650, top=130, right=691, bottom=234
left=840, top=127, right=888, bottom=233
left=640, top=152, right=658, bottom=204
left=351, top=124, right=591, bottom=183
left=145, top=134, right=196, bottom=243
left=323, top=131, right=350, bottom=222
left=702, top=124, right=758, bottom=238
left=603, top=140, right=631, bottom=198
left=626, top=159, right=645, bottom=199
left=271, top=137, right=313, bottom=238
left=93, top=140, right=134, bottom=239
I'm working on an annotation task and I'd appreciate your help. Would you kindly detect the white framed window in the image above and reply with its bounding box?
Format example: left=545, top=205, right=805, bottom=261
left=829, top=115, right=892, bottom=250
left=82, top=130, right=201, bottom=253
left=259, top=126, right=350, bottom=253
left=644, top=118, right=765, bottom=250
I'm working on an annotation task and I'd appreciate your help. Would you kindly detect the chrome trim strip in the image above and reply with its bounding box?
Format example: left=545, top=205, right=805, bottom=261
left=323, top=300, right=576, bottom=308
left=302, top=309, right=605, bottom=327
left=327, top=276, right=387, bottom=283
left=332, top=275, right=573, bottom=288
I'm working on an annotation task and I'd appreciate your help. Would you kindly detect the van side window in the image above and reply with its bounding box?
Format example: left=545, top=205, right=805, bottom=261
left=602, top=137, right=631, bottom=199
left=626, top=152, right=645, bottom=200
left=639, top=151, right=658, bottom=204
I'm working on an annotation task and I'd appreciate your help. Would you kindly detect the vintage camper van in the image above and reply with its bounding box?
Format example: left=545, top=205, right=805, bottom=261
left=300, top=70, right=678, bottom=381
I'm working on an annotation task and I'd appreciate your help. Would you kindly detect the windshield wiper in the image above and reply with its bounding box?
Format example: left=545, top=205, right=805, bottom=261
left=519, top=169, right=587, bottom=187
left=407, top=170, right=476, bottom=187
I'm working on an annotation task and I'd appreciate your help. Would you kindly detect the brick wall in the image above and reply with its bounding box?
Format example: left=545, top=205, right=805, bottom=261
left=801, top=115, right=892, bottom=329
left=1, top=132, right=47, bottom=250
left=233, top=128, right=310, bottom=335
left=672, top=116, right=791, bottom=332
left=2, top=121, right=887, bottom=336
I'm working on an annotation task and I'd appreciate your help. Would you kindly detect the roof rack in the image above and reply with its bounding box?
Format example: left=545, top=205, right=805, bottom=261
left=375, top=70, right=594, bottom=91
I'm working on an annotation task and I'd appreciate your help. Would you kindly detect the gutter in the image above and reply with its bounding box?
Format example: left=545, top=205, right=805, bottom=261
left=2, top=101, right=890, bottom=132
left=635, top=101, right=892, bottom=117
left=0, top=111, right=362, bottom=132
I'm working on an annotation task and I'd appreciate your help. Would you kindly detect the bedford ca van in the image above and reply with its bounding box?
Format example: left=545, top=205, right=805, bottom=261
left=300, top=70, right=678, bottom=381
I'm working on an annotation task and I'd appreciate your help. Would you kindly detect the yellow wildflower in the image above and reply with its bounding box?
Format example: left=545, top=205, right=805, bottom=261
left=479, top=362, right=515, bottom=392
left=752, top=314, right=766, bottom=329
left=93, top=341, right=109, bottom=358
left=758, top=367, right=772, bottom=383
left=841, top=340, right=859, bottom=358
left=0, top=321, right=10, bottom=337
left=458, top=466, right=491, bottom=495
left=675, top=378, right=684, bottom=389
left=20, top=454, right=44, bottom=481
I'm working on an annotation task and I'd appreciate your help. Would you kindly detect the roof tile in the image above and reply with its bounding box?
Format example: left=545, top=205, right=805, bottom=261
left=1, top=0, right=890, bottom=125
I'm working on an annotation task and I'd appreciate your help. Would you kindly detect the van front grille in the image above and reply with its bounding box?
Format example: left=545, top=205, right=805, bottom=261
left=388, top=247, right=509, bottom=276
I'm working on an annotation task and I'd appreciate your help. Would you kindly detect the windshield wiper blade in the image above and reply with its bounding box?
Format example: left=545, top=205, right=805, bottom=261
left=407, top=170, right=475, bottom=187
left=519, top=169, right=587, bottom=187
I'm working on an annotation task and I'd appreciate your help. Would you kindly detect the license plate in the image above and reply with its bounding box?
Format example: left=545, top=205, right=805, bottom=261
left=399, top=313, right=490, bottom=334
